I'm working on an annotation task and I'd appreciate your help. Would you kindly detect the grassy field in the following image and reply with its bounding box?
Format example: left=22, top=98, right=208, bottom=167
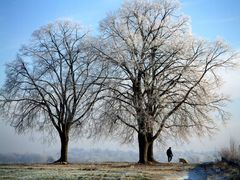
left=0, top=162, right=239, bottom=179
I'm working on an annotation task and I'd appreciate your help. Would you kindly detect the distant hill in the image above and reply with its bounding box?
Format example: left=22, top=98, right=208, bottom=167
left=68, top=148, right=138, bottom=163
left=0, top=148, right=218, bottom=164
left=0, top=153, right=54, bottom=164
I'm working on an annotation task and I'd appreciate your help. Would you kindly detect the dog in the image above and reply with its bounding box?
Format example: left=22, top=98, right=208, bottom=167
left=179, top=158, right=188, bottom=164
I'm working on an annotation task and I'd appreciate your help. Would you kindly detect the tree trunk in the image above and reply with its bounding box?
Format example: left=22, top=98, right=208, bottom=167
left=147, top=142, right=154, bottom=161
left=54, top=132, right=69, bottom=164
left=138, top=130, right=158, bottom=164
left=138, top=133, right=148, bottom=164
left=147, top=132, right=158, bottom=163
left=147, top=141, right=159, bottom=163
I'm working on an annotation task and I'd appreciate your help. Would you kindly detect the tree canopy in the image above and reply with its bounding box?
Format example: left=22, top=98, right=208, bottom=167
left=0, top=20, right=107, bottom=163
left=93, top=0, right=236, bottom=163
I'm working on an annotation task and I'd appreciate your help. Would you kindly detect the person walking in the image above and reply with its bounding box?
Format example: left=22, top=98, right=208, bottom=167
left=166, top=147, right=173, bottom=162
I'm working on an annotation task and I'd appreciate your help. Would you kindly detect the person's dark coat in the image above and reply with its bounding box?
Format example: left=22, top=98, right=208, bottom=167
left=167, top=148, right=173, bottom=157
left=166, top=147, right=173, bottom=162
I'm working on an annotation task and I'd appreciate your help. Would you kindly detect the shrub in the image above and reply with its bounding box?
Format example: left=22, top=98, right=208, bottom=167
left=219, top=139, right=240, bottom=162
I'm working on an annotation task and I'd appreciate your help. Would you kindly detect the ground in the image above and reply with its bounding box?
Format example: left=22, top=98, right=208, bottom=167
left=0, top=162, right=239, bottom=179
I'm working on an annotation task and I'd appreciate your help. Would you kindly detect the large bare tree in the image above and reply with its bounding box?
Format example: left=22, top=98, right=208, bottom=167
left=0, top=20, right=107, bottom=163
left=94, top=0, right=237, bottom=164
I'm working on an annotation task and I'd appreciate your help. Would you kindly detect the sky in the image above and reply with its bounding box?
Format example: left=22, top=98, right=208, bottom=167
left=0, top=0, right=240, bottom=157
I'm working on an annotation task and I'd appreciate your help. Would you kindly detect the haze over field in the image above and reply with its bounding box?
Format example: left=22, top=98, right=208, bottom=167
left=0, top=0, right=240, bottom=162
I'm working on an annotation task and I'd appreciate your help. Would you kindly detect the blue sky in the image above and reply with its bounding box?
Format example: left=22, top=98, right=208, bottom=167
left=1, top=0, right=240, bottom=71
left=182, top=0, right=240, bottom=47
left=0, top=0, right=240, bottom=155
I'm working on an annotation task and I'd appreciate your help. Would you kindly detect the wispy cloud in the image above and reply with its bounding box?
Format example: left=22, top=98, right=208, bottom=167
left=198, top=16, right=240, bottom=25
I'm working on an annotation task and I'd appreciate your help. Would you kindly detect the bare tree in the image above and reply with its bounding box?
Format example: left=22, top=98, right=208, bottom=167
left=94, top=0, right=237, bottom=164
left=0, top=20, right=107, bottom=163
